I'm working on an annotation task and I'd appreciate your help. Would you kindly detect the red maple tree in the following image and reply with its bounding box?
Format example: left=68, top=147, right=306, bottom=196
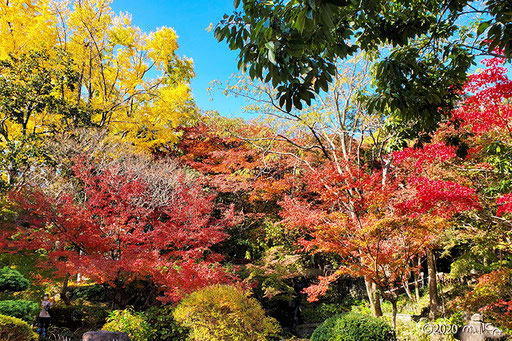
left=8, top=156, right=237, bottom=303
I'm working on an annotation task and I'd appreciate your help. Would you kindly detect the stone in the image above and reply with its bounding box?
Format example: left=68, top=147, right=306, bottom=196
left=454, top=314, right=509, bottom=341
left=82, top=330, right=131, bottom=341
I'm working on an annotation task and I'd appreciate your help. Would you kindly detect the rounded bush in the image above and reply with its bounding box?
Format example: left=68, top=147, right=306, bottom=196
left=0, top=267, right=30, bottom=292
left=311, top=312, right=395, bottom=341
left=0, top=313, right=37, bottom=341
left=173, top=284, right=280, bottom=341
left=0, top=300, right=38, bottom=323
left=102, top=309, right=152, bottom=341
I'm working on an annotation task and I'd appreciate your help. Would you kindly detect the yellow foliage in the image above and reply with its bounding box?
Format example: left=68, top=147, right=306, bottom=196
left=0, top=0, right=196, bottom=154
left=0, top=0, right=57, bottom=58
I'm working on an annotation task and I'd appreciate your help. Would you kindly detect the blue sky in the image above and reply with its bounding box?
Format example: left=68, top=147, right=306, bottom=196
left=111, top=0, right=251, bottom=118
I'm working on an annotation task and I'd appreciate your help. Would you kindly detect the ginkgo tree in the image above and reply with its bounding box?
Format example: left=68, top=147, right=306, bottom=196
left=0, top=0, right=197, bottom=185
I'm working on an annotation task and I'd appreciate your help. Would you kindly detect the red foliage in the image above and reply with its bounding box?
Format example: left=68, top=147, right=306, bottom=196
left=457, top=268, right=512, bottom=330
left=497, top=193, right=512, bottom=217
left=453, top=56, right=512, bottom=134
left=279, top=151, right=480, bottom=302
left=392, top=143, right=457, bottom=170
left=8, top=157, right=236, bottom=302
left=175, top=122, right=305, bottom=202
left=396, top=177, right=481, bottom=218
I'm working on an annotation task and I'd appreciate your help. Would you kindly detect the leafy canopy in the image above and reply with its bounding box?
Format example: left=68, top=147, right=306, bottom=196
left=215, top=0, right=511, bottom=140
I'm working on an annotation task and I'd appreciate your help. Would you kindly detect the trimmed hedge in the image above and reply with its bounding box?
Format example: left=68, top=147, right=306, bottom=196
left=0, top=313, right=37, bottom=341
left=0, top=267, right=30, bottom=292
left=68, top=284, right=107, bottom=303
left=311, top=312, right=395, bottom=341
left=0, top=300, right=38, bottom=323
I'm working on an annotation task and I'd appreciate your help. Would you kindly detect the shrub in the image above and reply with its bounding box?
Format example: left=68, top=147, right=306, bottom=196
left=0, top=267, right=30, bottom=292
left=102, top=308, right=152, bottom=341
left=392, top=319, right=429, bottom=341
left=68, top=284, right=107, bottom=303
left=0, top=300, right=38, bottom=323
left=455, top=268, right=512, bottom=331
left=144, top=305, right=188, bottom=341
left=0, top=313, right=37, bottom=341
left=311, top=312, right=395, bottom=341
left=45, top=304, right=110, bottom=330
left=173, top=284, right=280, bottom=341
left=303, top=303, right=349, bottom=323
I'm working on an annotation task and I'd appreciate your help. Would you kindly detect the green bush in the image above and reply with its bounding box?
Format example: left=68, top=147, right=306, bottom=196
left=392, top=319, right=429, bottom=341
left=0, top=267, right=30, bottom=292
left=0, top=313, right=37, bottom=341
left=173, top=284, right=280, bottom=341
left=144, top=305, right=188, bottom=341
left=46, top=304, right=110, bottom=330
left=68, top=284, right=107, bottom=303
left=311, top=312, right=395, bottom=341
left=0, top=300, right=38, bottom=323
left=303, top=303, right=349, bottom=323
left=102, top=308, right=152, bottom=341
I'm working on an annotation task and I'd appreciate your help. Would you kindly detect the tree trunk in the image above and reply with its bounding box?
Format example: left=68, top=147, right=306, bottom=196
left=364, top=278, right=382, bottom=317
left=372, top=282, right=382, bottom=317
left=391, top=298, right=398, bottom=331
left=403, top=277, right=414, bottom=302
left=427, top=248, right=439, bottom=319
left=413, top=257, right=421, bottom=302
left=60, top=274, right=71, bottom=306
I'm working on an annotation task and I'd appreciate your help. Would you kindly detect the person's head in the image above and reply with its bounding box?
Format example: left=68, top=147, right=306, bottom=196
left=42, top=294, right=49, bottom=300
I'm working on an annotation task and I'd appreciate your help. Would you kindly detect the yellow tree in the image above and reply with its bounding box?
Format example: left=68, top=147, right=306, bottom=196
left=61, top=0, right=197, bottom=150
left=0, top=0, right=197, bottom=184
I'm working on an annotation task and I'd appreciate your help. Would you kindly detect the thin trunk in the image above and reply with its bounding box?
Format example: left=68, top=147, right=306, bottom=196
left=414, top=257, right=421, bottom=302
left=403, top=278, right=414, bottom=302
left=391, top=299, right=398, bottom=331
left=427, top=248, right=439, bottom=319
left=364, top=278, right=382, bottom=317
left=60, top=274, right=71, bottom=306
left=364, top=277, right=375, bottom=314
left=372, top=282, right=382, bottom=317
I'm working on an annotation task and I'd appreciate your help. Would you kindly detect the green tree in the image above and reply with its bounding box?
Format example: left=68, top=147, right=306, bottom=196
left=215, top=0, right=511, bottom=141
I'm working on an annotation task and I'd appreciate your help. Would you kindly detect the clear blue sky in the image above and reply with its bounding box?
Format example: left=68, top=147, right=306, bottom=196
left=110, top=0, right=250, bottom=118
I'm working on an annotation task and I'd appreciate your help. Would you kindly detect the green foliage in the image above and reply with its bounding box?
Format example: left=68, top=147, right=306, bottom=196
left=144, top=305, right=188, bottom=341
left=391, top=319, right=429, bottom=341
left=310, top=313, right=395, bottom=341
left=247, top=246, right=303, bottom=301
left=0, top=313, right=37, bottom=341
left=102, top=308, right=152, bottom=341
left=303, top=303, right=349, bottom=324
left=68, top=284, right=107, bottom=303
left=371, top=44, right=473, bottom=147
left=50, top=304, right=110, bottom=330
left=0, top=300, right=38, bottom=323
left=214, top=0, right=509, bottom=140
left=173, top=284, right=280, bottom=341
left=482, top=140, right=512, bottom=195
left=0, top=267, right=30, bottom=292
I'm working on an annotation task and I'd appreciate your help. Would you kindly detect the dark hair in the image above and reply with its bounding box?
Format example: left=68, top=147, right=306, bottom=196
left=42, top=293, right=49, bottom=299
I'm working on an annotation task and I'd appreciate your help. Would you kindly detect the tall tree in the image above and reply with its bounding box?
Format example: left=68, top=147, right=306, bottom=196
left=0, top=0, right=198, bottom=186
left=215, top=0, right=511, bottom=140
